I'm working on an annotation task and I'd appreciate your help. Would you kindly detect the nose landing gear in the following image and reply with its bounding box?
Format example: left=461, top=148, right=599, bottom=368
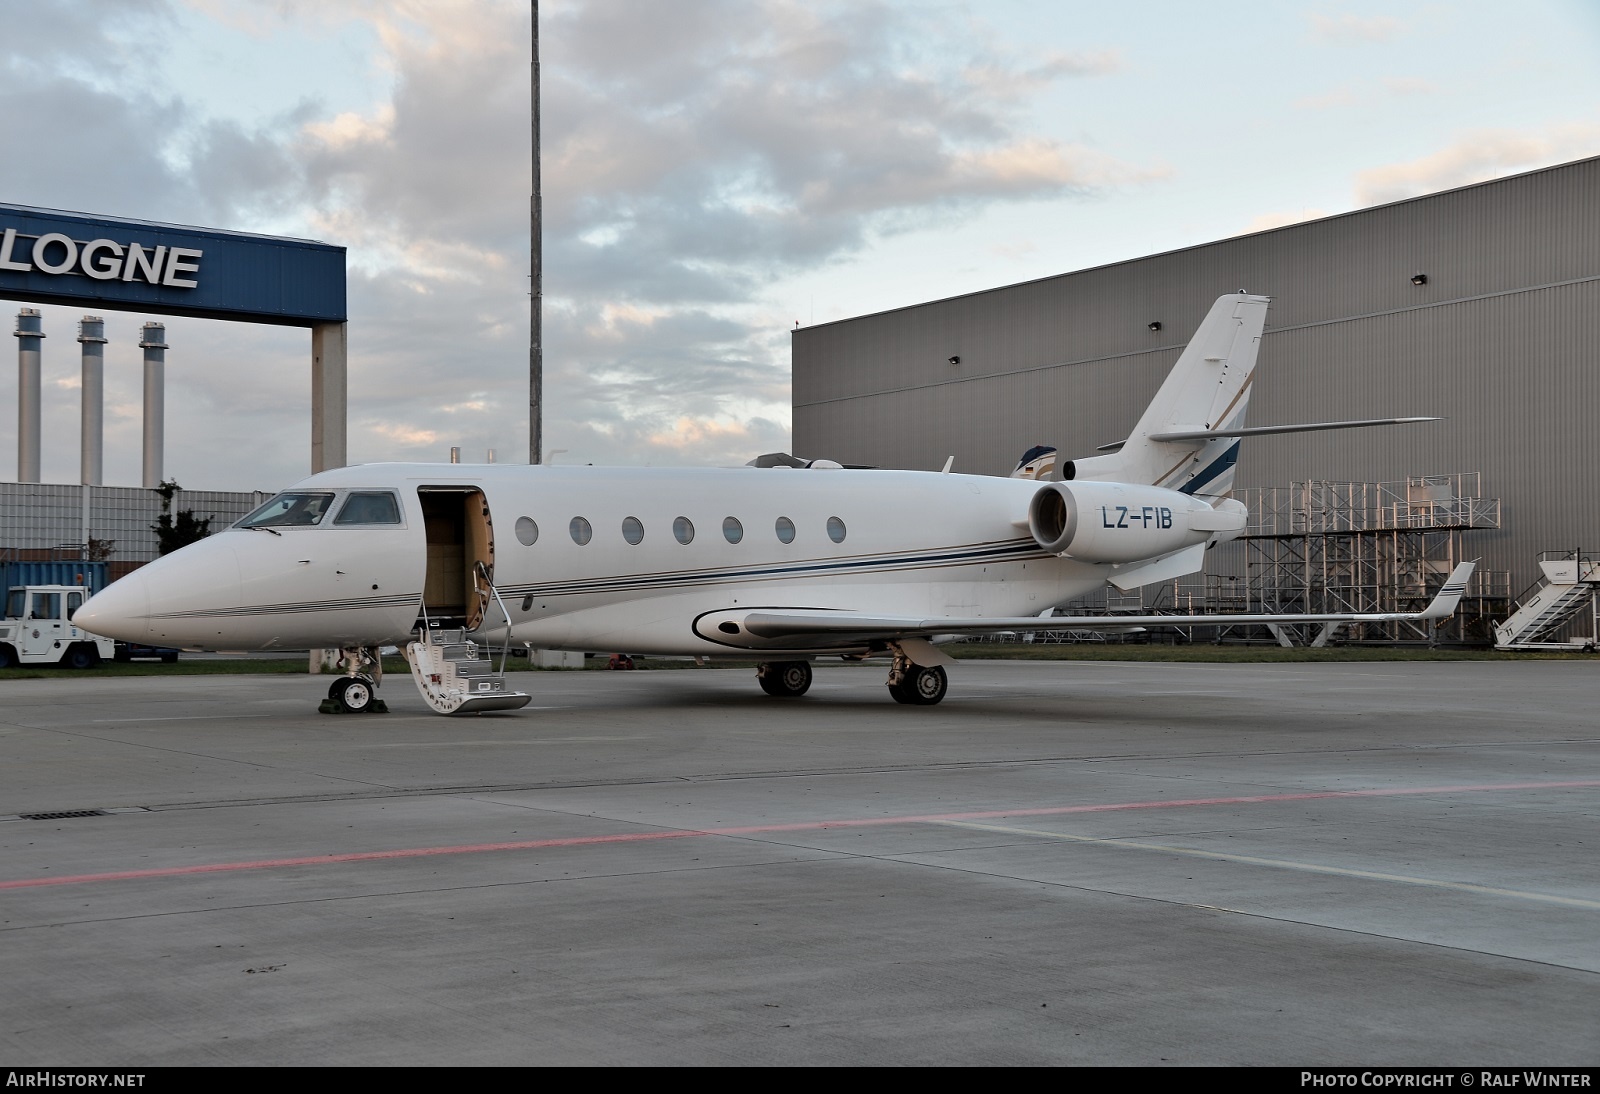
left=318, top=646, right=390, bottom=714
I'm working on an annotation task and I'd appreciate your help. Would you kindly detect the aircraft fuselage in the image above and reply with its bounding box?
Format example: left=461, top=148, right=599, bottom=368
left=77, top=463, right=1113, bottom=656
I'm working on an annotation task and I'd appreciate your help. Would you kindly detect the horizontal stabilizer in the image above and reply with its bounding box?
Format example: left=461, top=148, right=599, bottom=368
left=1148, top=417, right=1441, bottom=442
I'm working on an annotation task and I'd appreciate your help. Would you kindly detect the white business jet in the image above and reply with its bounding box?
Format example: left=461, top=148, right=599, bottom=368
left=75, top=293, right=1471, bottom=715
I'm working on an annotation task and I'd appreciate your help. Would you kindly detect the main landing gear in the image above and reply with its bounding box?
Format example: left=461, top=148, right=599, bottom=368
left=757, top=660, right=813, bottom=697
left=756, top=649, right=950, bottom=705
left=886, top=647, right=948, bottom=706
left=318, top=646, right=389, bottom=714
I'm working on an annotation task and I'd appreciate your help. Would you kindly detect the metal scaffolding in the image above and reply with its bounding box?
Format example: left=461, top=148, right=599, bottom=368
left=975, top=471, right=1512, bottom=647
left=1233, top=473, right=1508, bottom=643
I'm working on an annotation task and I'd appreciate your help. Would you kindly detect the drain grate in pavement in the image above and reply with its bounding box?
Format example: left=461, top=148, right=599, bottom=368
left=16, top=809, right=111, bottom=820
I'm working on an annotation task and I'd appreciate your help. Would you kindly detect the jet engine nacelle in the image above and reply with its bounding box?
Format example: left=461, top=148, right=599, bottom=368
left=1027, top=481, right=1243, bottom=562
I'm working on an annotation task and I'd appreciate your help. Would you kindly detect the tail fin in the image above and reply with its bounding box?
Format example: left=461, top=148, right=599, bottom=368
left=1010, top=445, right=1058, bottom=480
left=1070, top=293, right=1269, bottom=496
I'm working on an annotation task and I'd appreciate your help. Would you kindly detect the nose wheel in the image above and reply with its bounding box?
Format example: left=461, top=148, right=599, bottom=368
left=318, top=646, right=389, bottom=714
left=332, top=676, right=376, bottom=713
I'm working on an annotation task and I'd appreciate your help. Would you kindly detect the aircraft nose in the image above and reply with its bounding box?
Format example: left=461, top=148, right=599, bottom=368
left=73, top=538, right=242, bottom=648
left=75, top=572, right=152, bottom=643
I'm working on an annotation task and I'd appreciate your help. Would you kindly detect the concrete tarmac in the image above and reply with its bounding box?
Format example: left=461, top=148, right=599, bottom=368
left=0, top=659, right=1596, bottom=1066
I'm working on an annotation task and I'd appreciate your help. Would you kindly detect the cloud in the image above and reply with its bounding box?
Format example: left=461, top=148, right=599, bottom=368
left=303, top=104, right=395, bottom=150
left=1307, top=12, right=1403, bottom=46
left=963, top=49, right=1123, bottom=101
left=1294, top=76, right=1436, bottom=112
left=2, top=0, right=1155, bottom=484
left=275, top=0, right=1154, bottom=469
left=1354, top=123, right=1600, bottom=205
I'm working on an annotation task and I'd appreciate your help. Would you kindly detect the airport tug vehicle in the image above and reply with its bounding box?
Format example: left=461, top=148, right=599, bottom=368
left=0, top=584, right=115, bottom=669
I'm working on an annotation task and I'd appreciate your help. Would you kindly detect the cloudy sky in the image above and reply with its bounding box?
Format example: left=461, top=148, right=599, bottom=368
left=3, top=0, right=1598, bottom=490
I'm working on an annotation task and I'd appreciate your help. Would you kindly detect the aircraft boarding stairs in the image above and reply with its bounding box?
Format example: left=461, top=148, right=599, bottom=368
left=1493, top=553, right=1600, bottom=651
left=404, top=573, right=534, bottom=714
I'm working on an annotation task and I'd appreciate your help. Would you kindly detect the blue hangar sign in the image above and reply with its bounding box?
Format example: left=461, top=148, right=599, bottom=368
left=0, top=203, right=345, bottom=326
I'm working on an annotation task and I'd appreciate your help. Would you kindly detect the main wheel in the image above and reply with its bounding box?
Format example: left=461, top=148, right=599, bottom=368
left=64, top=645, right=99, bottom=670
left=335, top=676, right=375, bottom=713
left=0, top=645, right=16, bottom=669
left=888, top=665, right=947, bottom=706
left=757, top=660, right=813, bottom=697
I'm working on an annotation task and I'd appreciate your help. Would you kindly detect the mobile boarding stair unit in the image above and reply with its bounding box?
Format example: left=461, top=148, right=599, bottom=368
left=1493, top=552, right=1600, bottom=651
left=405, top=563, right=534, bottom=714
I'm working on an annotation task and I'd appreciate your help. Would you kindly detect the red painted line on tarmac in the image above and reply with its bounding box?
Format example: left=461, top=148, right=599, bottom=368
left=4, top=778, right=1596, bottom=892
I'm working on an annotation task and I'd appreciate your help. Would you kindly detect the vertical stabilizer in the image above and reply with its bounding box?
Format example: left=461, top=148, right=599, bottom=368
left=1070, top=293, right=1269, bottom=496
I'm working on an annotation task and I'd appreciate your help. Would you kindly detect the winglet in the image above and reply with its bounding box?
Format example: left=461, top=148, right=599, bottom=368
left=1419, top=561, right=1476, bottom=620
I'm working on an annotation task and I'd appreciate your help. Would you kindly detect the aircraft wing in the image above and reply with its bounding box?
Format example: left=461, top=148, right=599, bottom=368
left=725, top=562, right=1475, bottom=645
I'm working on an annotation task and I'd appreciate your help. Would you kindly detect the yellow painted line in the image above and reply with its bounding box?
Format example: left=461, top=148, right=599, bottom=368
left=935, top=820, right=1600, bottom=911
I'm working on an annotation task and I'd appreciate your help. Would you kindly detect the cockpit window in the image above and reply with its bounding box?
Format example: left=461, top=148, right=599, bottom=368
left=333, top=491, right=403, bottom=526
left=237, top=492, right=337, bottom=528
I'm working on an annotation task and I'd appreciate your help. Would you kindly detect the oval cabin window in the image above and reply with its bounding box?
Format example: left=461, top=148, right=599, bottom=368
left=622, top=516, right=644, bottom=545
left=569, top=516, right=592, bottom=545
left=674, top=516, right=695, bottom=544
left=827, top=516, right=846, bottom=543
left=722, top=517, right=743, bottom=544
left=515, top=516, right=538, bottom=546
left=775, top=516, right=796, bottom=544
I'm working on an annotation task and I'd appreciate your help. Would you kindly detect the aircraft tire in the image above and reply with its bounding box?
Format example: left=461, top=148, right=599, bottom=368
left=757, top=660, right=812, bottom=697
left=335, top=677, right=375, bottom=713
left=890, top=665, right=947, bottom=706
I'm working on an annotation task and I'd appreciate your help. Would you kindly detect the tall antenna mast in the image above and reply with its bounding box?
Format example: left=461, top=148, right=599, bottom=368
left=529, top=0, right=543, bottom=464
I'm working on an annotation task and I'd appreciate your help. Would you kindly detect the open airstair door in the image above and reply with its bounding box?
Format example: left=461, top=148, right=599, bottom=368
left=407, top=486, right=531, bottom=715
left=418, top=486, right=495, bottom=631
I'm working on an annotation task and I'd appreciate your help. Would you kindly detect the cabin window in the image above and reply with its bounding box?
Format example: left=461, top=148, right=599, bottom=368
left=29, top=593, right=59, bottom=620
left=622, top=516, right=644, bottom=545
left=775, top=516, right=796, bottom=544
left=827, top=516, right=847, bottom=543
left=673, top=516, right=695, bottom=544
left=333, top=491, right=402, bottom=526
left=238, top=491, right=336, bottom=528
left=722, top=516, right=743, bottom=544
left=515, top=516, right=539, bottom=546
left=569, top=516, right=592, bottom=545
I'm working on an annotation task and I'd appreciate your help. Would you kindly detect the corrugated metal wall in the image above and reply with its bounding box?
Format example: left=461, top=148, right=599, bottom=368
left=792, top=157, right=1600, bottom=592
left=0, top=484, right=270, bottom=562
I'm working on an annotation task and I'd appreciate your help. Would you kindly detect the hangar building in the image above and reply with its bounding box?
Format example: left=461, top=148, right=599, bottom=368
left=791, top=155, right=1600, bottom=635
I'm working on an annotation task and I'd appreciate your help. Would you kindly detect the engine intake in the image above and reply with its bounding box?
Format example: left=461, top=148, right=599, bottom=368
left=1028, top=481, right=1230, bottom=563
